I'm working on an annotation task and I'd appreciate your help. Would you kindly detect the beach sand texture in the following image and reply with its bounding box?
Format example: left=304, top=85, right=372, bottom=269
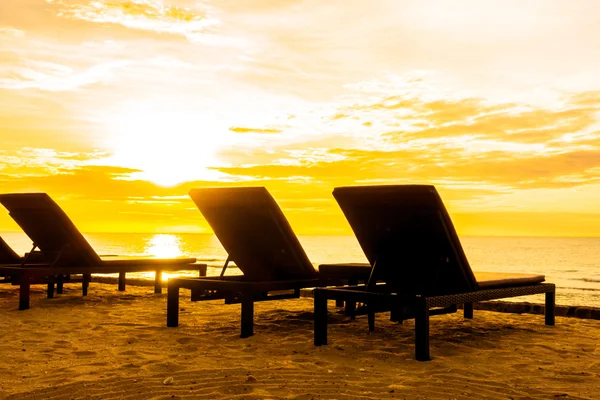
left=1, top=283, right=599, bottom=400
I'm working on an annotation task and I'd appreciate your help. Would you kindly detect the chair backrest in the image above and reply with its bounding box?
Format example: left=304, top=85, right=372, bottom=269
left=0, top=236, right=21, bottom=264
left=189, top=187, right=317, bottom=281
left=333, top=185, right=478, bottom=295
left=0, top=193, right=102, bottom=266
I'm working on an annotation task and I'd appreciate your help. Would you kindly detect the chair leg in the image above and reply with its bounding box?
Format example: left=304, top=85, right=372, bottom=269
left=545, top=291, right=555, bottom=326
left=82, top=273, right=90, bottom=296
left=345, top=300, right=356, bottom=319
left=464, top=302, right=473, bottom=319
left=19, top=272, right=31, bottom=311
left=118, top=272, right=126, bottom=291
left=390, top=307, right=404, bottom=323
left=47, top=280, right=54, bottom=299
left=56, top=276, right=64, bottom=294
left=345, top=279, right=358, bottom=318
left=314, top=290, right=328, bottom=346
left=240, top=295, right=254, bottom=338
left=166, top=282, right=180, bottom=327
left=415, top=298, right=431, bottom=361
left=190, top=289, right=202, bottom=301
left=154, top=269, right=162, bottom=294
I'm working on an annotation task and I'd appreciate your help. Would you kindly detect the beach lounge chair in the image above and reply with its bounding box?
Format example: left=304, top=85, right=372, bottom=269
left=166, top=187, right=372, bottom=338
left=0, top=193, right=205, bottom=310
left=0, top=236, right=21, bottom=281
left=0, top=235, right=50, bottom=265
left=0, top=234, right=51, bottom=269
left=313, top=185, right=556, bottom=361
left=0, top=235, right=76, bottom=288
left=0, top=236, right=21, bottom=265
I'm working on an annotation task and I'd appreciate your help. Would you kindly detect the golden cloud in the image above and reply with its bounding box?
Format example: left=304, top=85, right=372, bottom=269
left=49, top=0, right=218, bottom=42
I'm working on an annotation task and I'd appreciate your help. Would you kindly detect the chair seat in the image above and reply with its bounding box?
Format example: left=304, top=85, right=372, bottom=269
left=318, top=266, right=546, bottom=289
left=474, top=271, right=545, bottom=289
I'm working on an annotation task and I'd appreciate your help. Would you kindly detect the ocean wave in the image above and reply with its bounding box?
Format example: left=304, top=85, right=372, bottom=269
left=197, top=257, right=226, bottom=262
left=573, top=278, right=600, bottom=283
left=560, top=286, right=600, bottom=292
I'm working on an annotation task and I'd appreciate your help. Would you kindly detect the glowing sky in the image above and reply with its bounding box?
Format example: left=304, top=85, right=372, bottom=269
left=2, top=0, right=600, bottom=236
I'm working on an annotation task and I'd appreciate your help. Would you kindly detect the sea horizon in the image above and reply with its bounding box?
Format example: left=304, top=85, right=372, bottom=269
left=3, top=230, right=600, bottom=239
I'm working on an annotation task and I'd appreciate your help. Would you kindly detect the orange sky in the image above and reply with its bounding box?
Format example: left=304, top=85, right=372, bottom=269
left=1, top=0, right=600, bottom=236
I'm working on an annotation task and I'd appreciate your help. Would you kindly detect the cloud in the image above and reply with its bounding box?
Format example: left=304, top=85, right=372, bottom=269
left=1, top=143, right=600, bottom=235
left=209, top=76, right=600, bottom=198
left=0, top=160, right=351, bottom=233
left=229, top=127, right=282, bottom=134
left=0, top=148, right=112, bottom=177
left=49, top=0, right=219, bottom=42
left=0, top=59, right=130, bottom=91
left=0, top=27, right=26, bottom=38
left=215, top=144, right=600, bottom=192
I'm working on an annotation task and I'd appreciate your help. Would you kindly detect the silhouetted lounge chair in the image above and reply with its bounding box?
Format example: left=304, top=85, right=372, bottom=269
left=0, top=236, right=22, bottom=281
left=0, top=193, right=205, bottom=310
left=0, top=234, right=85, bottom=290
left=0, top=236, right=21, bottom=265
left=313, top=185, right=555, bottom=361
left=166, top=187, right=372, bottom=337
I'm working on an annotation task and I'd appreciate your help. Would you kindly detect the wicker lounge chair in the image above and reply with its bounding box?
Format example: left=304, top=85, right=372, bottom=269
left=313, top=185, right=555, bottom=361
left=0, top=193, right=205, bottom=310
left=166, top=187, right=371, bottom=338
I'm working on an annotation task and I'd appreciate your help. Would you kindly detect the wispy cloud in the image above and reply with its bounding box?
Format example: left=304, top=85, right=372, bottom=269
left=0, top=59, right=130, bottom=91
left=0, top=27, right=26, bottom=38
left=229, top=127, right=282, bottom=134
left=212, top=76, right=600, bottom=197
left=0, top=148, right=110, bottom=177
left=49, top=0, right=219, bottom=42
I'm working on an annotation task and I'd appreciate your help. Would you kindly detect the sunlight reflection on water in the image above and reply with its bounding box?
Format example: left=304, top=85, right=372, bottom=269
left=145, top=234, right=182, bottom=259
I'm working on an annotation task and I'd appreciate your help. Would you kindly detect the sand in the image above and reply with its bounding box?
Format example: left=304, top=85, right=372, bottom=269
left=1, top=283, right=599, bottom=400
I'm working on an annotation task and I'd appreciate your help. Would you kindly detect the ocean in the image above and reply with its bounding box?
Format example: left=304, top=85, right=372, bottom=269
left=2, top=232, right=599, bottom=308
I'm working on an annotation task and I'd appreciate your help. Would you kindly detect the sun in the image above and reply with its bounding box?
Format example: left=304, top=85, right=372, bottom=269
left=101, top=101, right=232, bottom=186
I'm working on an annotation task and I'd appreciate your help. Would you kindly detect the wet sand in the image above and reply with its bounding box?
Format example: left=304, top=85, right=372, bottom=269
left=0, top=283, right=599, bottom=399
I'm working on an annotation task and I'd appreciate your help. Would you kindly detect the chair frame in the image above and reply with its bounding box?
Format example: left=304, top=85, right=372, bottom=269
left=314, top=282, right=555, bottom=361
left=0, top=193, right=206, bottom=309
left=0, top=263, right=208, bottom=310
left=313, top=185, right=557, bottom=361
left=166, top=187, right=372, bottom=337
left=167, top=257, right=368, bottom=337
left=167, top=274, right=350, bottom=338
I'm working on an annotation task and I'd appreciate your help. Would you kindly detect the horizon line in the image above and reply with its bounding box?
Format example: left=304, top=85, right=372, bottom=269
left=1, top=230, right=600, bottom=239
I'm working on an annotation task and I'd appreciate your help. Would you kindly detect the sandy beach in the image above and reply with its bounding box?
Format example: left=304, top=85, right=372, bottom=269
left=1, top=282, right=599, bottom=400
